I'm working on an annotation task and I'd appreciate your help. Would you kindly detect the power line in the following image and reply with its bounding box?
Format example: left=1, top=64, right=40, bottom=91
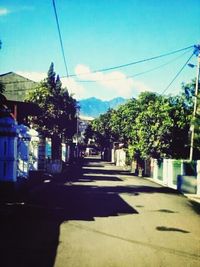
left=52, top=0, right=69, bottom=77
left=128, top=49, right=191, bottom=79
left=0, top=45, right=195, bottom=85
left=66, top=45, right=194, bottom=78
left=161, top=52, right=194, bottom=95
left=73, top=49, right=191, bottom=83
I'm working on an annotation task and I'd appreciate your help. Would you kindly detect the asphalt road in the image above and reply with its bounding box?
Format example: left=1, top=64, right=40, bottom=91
left=0, top=156, right=200, bottom=267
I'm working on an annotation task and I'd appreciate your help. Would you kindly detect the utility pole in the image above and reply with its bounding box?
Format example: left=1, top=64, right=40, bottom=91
left=189, top=45, right=200, bottom=161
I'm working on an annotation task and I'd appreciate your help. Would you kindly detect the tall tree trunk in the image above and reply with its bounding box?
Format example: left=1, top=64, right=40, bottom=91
left=51, top=134, right=61, bottom=160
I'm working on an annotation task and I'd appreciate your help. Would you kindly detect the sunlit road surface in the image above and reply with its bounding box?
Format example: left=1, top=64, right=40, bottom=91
left=0, top=156, right=199, bottom=267
left=54, top=156, right=200, bottom=267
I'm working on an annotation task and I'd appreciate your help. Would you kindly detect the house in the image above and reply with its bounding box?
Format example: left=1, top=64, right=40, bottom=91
left=0, top=73, right=44, bottom=186
left=0, top=72, right=37, bottom=101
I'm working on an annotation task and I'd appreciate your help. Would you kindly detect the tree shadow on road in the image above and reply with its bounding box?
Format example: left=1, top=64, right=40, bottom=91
left=83, top=167, right=132, bottom=176
left=80, top=175, right=124, bottom=182
left=188, top=200, right=200, bottom=215
left=0, top=203, right=60, bottom=267
left=0, top=157, right=180, bottom=267
left=0, top=159, right=135, bottom=267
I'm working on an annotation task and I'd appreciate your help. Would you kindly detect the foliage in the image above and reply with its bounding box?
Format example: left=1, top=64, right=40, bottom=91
left=109, top=98, right=139, bottom=145
left=133, top=93, right=172, bottom=159
left=84, top=124, right=94, bottom=144
left=0, top=40, right=7, bottom=108
left=91, top=109, right=115, bottom=148
left=182, top=79, right=200, bottom=158
left=88, top=80, right=198, bottom=160
left=25, top=63, right=78, bottom=159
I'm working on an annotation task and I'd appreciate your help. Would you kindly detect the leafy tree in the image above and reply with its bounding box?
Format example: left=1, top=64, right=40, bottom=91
left=89, top=88, right=195, bottom=161
left=126, top=91, right=192, bottom=160
left=109, top=98, right=139, bottom=145
left=87, top=74, right=200, bottom=162
left=0, top=40, right=6, bottom=109
left=128, top=93, right=171, bottom=159
left=84, top=124, right=95, bottom=145
left=91, top=109, right=116, bottom=148
left=26, top=63, right=78, bottom=160
left=90, top=98, right=139, bottom=150
left=182, top=79, right=200, bottom=159
left=167, top=95, right=191, bottom=158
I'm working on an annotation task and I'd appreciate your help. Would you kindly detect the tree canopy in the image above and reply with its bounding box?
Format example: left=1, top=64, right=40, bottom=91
left=88, top=80, right=199, bottom=160
left=25, top=63, right=78, bottom=159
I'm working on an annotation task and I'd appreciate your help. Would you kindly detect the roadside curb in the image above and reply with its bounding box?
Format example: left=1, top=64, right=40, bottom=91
left=145, top=176, right=200, bottom=205
left=184, top=194, right=200, bottom=204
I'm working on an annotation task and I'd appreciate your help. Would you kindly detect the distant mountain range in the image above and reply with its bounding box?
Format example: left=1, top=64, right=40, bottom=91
left=79, top=97, right=127, bottom=118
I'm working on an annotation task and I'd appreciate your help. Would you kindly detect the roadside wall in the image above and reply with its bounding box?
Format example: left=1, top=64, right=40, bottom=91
left=113, top=149, right=200, bottom=195
left=150, top=159, right=198, bottom=194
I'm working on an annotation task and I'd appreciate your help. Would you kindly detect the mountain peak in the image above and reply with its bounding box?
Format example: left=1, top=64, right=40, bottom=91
left=79, top=97, right=127, bottom=118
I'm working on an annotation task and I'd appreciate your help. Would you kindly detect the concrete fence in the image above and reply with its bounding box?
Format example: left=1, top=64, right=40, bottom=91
left=115, top=149, right=126, bottom=167
left=150, top=159, right=199, bottom=195
left=112, top=149, right=200, bottom=196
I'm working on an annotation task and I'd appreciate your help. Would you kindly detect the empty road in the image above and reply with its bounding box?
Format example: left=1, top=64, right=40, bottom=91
left=0, top=156, right=200, bottom=267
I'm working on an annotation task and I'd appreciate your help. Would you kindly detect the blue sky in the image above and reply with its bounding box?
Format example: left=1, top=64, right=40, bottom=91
left=0, top=0, right=199, bottom=100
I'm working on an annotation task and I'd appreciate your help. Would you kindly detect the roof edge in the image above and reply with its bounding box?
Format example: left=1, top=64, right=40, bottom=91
left=0, top=71, right=37, bottom=83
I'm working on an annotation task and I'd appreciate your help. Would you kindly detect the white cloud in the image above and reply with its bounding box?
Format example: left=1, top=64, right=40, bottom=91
left=99, top=71, right=133, bottom=98
left=0, top=6, right=34, bottom=16
left=15, top=66, right=152, bottom=101
left=74, top=64, right=151, bottom=99
left=75, top=64, right=104, bottom=81
left=61, top=77, right=87, bottom=100
left=15, top=71, right=87, bottom=100
left=0, top=8, right=10, bottom=16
